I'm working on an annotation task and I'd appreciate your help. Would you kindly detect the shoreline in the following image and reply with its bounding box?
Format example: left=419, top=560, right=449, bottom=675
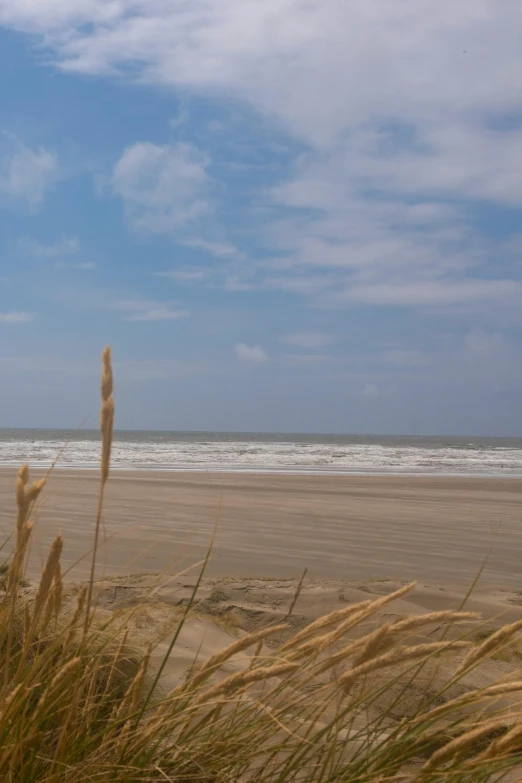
left=1, top=464, right=521, bottom=479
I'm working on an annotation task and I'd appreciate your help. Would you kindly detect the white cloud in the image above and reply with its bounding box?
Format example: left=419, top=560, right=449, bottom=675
left=156, top=268, right=210, bottom=282
left=0, top=145, right=58, bottom=208
left=112, top=298, right=189, bottom=321
left=3, top=2, right=520, bottom=148
left=234, top=343, right=268, bottom=363
left=262, top=158, right=522, bottom=311
left=20, top=236, right=96, bottom=269
left=113, top=299, right=157, bottom=312
left=182, top=238, right=244, bottom=260
left=223, top=277, right=254, bottom=292
left=54, top=260, right=96, bottom=270
left=0, top=312, right=33, bottom=323
left=127, top=307, right=189, bottom=322
left=0, top=1, right=123, bottom=32
left=112, top=141, right=210, bottom=233
left=3, top=1, right=522, bottom=313
left=265, top=274, right=333, bottom=296
left=332, top=280, right=522, bottom=308
left=21, top=235, right=80, bottom=257
left=281, top=332, right=333, bottom=349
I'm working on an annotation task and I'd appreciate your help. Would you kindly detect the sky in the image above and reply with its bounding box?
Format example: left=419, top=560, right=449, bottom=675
left=0, top=1, right=521, bottom=436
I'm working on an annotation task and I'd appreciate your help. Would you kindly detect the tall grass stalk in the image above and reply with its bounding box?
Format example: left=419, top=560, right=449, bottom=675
left=84, top=345, right=114, bottom=637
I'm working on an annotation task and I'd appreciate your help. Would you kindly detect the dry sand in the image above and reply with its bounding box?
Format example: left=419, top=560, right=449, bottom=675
left=0, top=468, right=520, bottom=588
left=90, top=571, right=522, bottom=696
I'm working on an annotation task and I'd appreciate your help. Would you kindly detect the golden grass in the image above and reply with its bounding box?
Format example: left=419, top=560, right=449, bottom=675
left=0, top=347, right=522, bottom=781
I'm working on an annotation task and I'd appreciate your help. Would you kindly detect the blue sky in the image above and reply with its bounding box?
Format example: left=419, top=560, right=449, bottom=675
left=0, top=1, right=521, bottom=435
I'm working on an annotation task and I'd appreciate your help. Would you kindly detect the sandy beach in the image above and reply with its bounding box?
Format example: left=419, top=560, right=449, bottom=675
left=3, top=466, right=522, bottom=778
left=0, top=468, right=520, bottom=588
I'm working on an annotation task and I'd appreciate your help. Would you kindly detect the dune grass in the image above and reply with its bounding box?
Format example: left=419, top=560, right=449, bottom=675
left=1, top=347, right=522, bottom=781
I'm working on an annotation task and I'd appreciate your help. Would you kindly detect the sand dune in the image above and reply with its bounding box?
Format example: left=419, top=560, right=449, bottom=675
left=87, top=572, right=522, bottom=712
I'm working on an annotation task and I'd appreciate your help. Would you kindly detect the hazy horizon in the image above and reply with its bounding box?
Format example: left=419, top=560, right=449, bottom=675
left=1, top=426, right=522, bottom=441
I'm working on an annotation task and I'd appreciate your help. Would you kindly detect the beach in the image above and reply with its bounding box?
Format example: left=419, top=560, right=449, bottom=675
left=1, top=469, right=520, bottom=588
left=3, top=466, right=522, bottom=779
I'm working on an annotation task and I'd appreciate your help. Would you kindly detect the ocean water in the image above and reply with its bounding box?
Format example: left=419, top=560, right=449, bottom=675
left=0, top=429, right=521, bottom=476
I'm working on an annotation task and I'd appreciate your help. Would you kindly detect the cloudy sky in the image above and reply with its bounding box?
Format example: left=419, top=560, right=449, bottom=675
left=0, top=1, right=521, bottom=435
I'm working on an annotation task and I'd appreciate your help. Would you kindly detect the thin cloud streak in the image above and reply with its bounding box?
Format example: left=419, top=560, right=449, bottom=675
left=0, top=312, right=34, bottom=323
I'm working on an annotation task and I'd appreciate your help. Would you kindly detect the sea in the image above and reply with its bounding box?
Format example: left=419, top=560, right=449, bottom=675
left=0, top=429, right=521, bottom=476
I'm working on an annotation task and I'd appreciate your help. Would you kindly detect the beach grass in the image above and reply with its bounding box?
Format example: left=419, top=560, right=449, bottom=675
left=1, top=348, right=522, bottom=781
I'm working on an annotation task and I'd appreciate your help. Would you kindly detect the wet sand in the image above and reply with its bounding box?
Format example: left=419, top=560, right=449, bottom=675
left=0, top=469, right=520, bottom=587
